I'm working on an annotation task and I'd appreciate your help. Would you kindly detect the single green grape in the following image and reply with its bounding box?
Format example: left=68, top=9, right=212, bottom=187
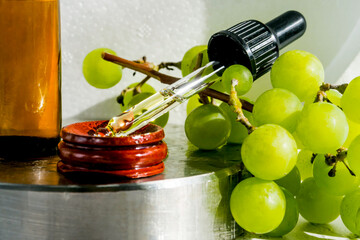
left=340, top=189, right=360, bottom=236
left=120, top=82, right=156, bottom=112
left=181, top=45, right=207, bottom=77
left=295, top=102, right=349, bottom=154
left=326, top=89, right=342, bottom=107
left=83, top=48, right=122, bottom=89
left=341, top=76, right=360, bottom=123
left=270, top=50, right=324, bottom=103
left=266, top=188, right=299, bottom=237
left=127, top=92, right=169, bottom=128
left=230, top=177, right=286, bottom=234
left=313, top=154, right=360, bottom=196
left=343, top=117, right=360, bottom=148
left=347, top=135, right=360, bottom=176
left=185, top=104, right=231, bottom=150
left=219, top=102, right=253, bottom=145
left=253, top=88, right=303, bottom=132
left=221, top=64, right=253, bottom=95
left=297, top=177, right=342, bottom=224
left=241, top=124, right=298, bottom=180
left=275, top=166, right=301, bottom=196
left=296, top=149, right=314, bottom=181
left=186, top=95, right=203, bottom=115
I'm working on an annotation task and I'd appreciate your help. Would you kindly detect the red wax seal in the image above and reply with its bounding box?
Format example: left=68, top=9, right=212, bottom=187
left=57, top=120, right=167, bottom=179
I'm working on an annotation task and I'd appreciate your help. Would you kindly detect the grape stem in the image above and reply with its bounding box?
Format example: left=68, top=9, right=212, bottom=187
left=324, top=147, right=356, bottom=177
left=229, top=79, right=256, bottom=134
left=102, top=52, right=254, bottom=112
left=104, top=52, right=254, bottom=111
left=314, top=82, right=349, bottom=103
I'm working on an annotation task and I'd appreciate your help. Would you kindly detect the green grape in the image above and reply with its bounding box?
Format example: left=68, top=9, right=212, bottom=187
left=241, top=124, right=297, bottom=180
left=313, top=154, right=360, bottom=196
left=185, top=104, right=231, bottom=150
left=275, top=166, right=301, bottom=196
left=340, top=189, right=360, bottom=235
left=326, top=89, right=342, bottom=107
left=186, top=95, right=203, bottom=115
left=297, top=177, right=342, bottom=224
left=219, top=102, right=253, bottom=145
left=230, top=177, right=286, bottom=234
left=343, top=117, right=360, bottom=148
left=83, top=48, right=122, bottom=89
left=296, top=149, right=314, bottom=181
left=266, top=188, right=299, bottom=237
left=341, top=76, right=360, bottom=123
left=252, top=88, right=302, bottom=132
left=181, top=45, right=207, bottom=77
left=295, top=102, right=349, bottom=154
left=221, top=64, right=253, bottom=95
left=120, top=82, right=156, bottom=112
left=128, top=92, right=169, bottom=128
left=347, top=135, right=360, bottom=176
left=270, top=50, right=324, bottom=103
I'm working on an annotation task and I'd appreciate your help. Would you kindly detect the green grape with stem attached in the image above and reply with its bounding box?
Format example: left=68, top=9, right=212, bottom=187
left=313, top=154, right=360, bottom=196
left=221, top=64, right=253, bottom=95
left=297, top=177, right=342, bottom=224
left=127, top=92, right=169, bottom=128
left=241, top=124, right=298, bottom=180
left=296, top=149, right=314, bottom=181
left=219, top=102, right=253, bottom=145
left=271, top=50, right=324, bottom=103
left=340, top=189, right=360, bottom=236
left=275, top=166, right=301, bottom=196
left=341, top=76, right=360, bottom=123
left=185, top=104, right=231, bottom=150
left=181, top=45, right=207, bottom=77
left=252, top=88, right=302, bottom=132
left=295, top=102, right=349, bottom=154
left=266, top=188, right=299, bottom=237
left=120, top=82, right=156, bottom=112
left=230, top=177, right=286, bottom=234
left=83, top=48, right=122, bottom=89
left=347, top=135, right=360, bottom=176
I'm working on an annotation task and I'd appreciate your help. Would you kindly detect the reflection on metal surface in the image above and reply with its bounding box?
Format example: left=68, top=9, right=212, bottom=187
left=0, top=124, right=245, bottom=239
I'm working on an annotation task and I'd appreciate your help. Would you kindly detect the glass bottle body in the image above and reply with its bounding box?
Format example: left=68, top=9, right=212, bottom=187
left=0, top=0, right=61, bottom=158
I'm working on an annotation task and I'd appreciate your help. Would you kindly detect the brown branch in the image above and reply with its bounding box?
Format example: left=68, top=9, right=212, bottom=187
left=102, top=52, right=178, bottom=84
left=102, top=52, right=254, bottom=112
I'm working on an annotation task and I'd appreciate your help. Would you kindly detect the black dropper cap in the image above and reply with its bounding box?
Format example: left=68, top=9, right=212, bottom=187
left=207, top=10, right=306, bottom=80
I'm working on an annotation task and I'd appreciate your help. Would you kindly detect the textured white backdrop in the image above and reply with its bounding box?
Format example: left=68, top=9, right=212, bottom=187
left=60, top=0, right=360, bottom=126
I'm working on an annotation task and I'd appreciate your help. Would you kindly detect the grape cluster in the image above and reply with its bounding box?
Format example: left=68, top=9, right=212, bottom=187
left=183, top=47, right=360, bottom=236
left=83, top=46, right=360, bottom=237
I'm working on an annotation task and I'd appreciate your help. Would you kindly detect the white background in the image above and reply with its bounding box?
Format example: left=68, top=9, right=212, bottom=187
left=60, top=0, right=360, bottom=126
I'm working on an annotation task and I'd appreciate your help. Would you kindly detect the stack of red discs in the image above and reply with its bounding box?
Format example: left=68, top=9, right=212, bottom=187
left=57, top=120, right=167, bottom=178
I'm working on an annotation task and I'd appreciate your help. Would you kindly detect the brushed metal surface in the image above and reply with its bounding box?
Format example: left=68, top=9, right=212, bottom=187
left=0, top=124, right=244, bottom=240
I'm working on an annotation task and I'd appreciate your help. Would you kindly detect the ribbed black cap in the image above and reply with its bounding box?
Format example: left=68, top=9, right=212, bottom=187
left=208, top=11, right=306, bottom=80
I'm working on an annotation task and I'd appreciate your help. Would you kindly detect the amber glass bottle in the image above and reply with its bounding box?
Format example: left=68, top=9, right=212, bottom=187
left=0, top=0, right=61, bottom=158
